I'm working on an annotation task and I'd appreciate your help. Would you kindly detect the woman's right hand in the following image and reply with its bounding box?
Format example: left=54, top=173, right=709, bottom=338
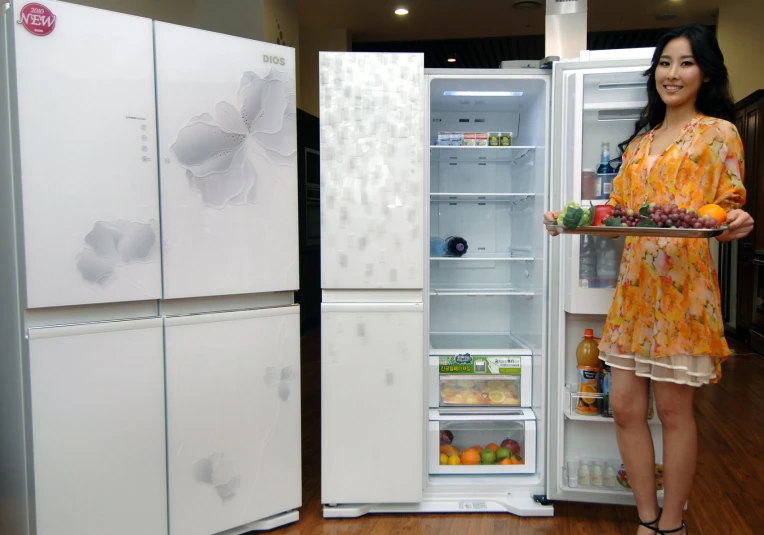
left=544, top=211, right=562, bottom=236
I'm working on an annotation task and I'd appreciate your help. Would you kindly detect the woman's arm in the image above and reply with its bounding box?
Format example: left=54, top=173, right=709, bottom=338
left=713, top=122, right=752, bottom=242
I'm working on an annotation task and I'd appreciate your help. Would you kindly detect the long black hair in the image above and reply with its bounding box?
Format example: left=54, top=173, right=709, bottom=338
left=618, top=24, right=735, bottom=156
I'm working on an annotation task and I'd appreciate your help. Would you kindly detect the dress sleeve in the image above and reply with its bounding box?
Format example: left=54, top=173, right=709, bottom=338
left=608, top=136, right=641, bottom=207
left=713, top=122, right=746, bottom=212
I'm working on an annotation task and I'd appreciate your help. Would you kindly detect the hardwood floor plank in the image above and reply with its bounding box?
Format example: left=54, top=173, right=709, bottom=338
left=269, top=329, right=764, bottom=534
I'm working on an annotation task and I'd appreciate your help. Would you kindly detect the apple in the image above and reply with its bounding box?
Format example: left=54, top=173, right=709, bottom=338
left=496, top=447, right=511, bottom=461
left=480, top=449, right=497, bottom=465
left=440, top=430, right=454, bottom=445
left=500, top=438, right=522, bottom=456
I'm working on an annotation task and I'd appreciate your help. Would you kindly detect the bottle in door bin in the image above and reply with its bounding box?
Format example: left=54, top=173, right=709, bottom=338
left=445, top=236, right=468, bottom=257
left=575, top=329, right=602, bottom=416
left=600, top=363, right=613, bottom=417
left=597, top=142, right=617, bottom=200
left=595, top=238, right=620, bottom=288
left=579, top=235, right=597, bottom=288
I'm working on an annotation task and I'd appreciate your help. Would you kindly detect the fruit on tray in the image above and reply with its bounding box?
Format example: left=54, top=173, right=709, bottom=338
left=500, top=438, right=522, bottom=457
left=592, top=204, right=615, bottom=226
left=461, top=450, right=481, bottom=465
left=556, top=200, right=593, bottom=230
left=480, top=449, right=497, bottom=465
left=604, top=203, right=723, bottom=229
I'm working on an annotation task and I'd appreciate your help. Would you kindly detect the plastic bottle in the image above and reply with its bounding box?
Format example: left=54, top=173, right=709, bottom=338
left=445, top=236, right=468, bottom=257
left=430, top=237, right=447, bottom=257
left=591, top=462, right=603, bottom=486
left=603, top=463, right=617, bottom=487
left=578, top=461, right=591, bottom=486
left=576, top=329, right=601, bottom=368
left=579, top=235, right=597, bottom=288
left=597, top=142, right=616, bottom=200
left=595, top=238, right=619, bottom=288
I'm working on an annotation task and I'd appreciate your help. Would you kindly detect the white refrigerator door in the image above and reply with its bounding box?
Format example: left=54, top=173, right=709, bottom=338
left=11, top=0, right=161, bottom=309
left=165, top=306, right=301, bottom=535
left=28, top=318, right=167, bottom=535
left=547, top=57, right=660, bottom=506
left=319, top=52, right=425, bottom=289
left=321, top=302, right=424, bottom=504
left=155, top=22, right=299, bottom=299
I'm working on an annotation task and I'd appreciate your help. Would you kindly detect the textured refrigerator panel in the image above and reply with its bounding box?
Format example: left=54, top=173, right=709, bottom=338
left=165, top=307, right=301, bottom=535
left=28, top=318, right=167, bottom=535
left=319, top=53, right=425, bottom=289
left=12, top=1, right=161, bottom=308
left=321, top=303, right=424, bottom=503
left=155, top=23, right=299, bottom=299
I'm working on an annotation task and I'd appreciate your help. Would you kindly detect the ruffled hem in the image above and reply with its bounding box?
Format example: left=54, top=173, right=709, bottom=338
left=599, top=352, right=718, bottom=387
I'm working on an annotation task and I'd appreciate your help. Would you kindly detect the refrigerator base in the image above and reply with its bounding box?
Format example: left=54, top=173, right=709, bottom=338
left=323, top=493, right=554, bottom=518
left=220, top=510, right=300, bottom=533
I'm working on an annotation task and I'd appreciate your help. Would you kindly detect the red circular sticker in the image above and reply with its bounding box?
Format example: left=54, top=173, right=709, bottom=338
left=17, top=3, right=56, bottom=36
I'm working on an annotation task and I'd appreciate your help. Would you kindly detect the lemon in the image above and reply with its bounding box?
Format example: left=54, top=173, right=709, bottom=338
left=489, top=391, right=506, bottom=403
left=440, top=453, right=449, bottom=465
left=458, top=380, right=476, bottom=388
left=448, top=455, right=462, bottom=465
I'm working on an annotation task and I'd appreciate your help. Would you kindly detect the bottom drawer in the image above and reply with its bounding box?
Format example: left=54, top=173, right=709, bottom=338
left=428, top=408, right=536, bottom=475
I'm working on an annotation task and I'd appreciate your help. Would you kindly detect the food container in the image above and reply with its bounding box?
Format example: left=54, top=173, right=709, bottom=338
left=463, top=132, right=476, bottom=146
left=475, top=133, right=489, bottom=147
left=488, top=132, right=501, bottom=146
left=499, top=132, right=513, bottom=146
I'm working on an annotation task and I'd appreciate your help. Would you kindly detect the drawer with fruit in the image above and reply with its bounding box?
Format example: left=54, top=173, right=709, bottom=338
left=428, top=355, right=532, bottom=408
left=428, top=409, right=536, bottom=474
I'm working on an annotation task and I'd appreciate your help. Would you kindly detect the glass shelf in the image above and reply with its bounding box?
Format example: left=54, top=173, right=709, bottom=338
left=430, top=252, right=534, bottom=262
left=429, top=332, right=532, bottom=356
left=430, top=193, right=536, bottom=202
left=430, top=284, right=536, bottom=297
left=430, top=146, right=536, bottom=162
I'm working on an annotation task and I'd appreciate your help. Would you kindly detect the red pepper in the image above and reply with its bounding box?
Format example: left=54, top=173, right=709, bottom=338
left=593, top=205, right=615, bottom=226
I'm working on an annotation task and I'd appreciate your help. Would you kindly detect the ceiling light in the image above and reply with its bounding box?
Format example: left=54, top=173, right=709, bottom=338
left=512, top=0, right=542, bottom=9
left=395, top=8, right=409, bottom=15
left=444, top=91, right=523, bottom=97
left=447, top=58, right=456, bottom=63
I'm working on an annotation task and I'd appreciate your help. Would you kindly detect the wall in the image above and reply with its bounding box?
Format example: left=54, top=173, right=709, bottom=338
left=298, top=27, right=350, bottom=117
left=717, top=0, right=764, bottom=102
left=61, top=0, right=196, bottom=27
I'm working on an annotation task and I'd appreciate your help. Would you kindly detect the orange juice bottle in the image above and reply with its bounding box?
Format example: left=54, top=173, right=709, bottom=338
left=575, top=329, right=602, bottom=416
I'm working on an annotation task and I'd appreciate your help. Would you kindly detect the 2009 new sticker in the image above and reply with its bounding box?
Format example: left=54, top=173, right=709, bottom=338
left=17, top=3, right=56, bottom=36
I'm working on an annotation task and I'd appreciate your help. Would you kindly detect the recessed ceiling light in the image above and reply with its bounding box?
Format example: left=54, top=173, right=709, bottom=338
left=395, top=8, right=409, bottom=16
left=655, top=12, right=677, bottom=20
left=447, top=58, right=456, bottom=63
left=444, top=91, right=523, bottom=97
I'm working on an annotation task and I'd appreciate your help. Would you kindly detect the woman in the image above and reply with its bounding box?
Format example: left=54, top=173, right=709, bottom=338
left=545, top=24, right=754, bottom=534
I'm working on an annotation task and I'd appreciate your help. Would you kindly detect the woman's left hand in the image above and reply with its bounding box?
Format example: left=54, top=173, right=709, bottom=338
left=717, top=209, right=754, bottom=242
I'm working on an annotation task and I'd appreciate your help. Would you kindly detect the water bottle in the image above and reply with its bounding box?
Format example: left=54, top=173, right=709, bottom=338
left=597, top=142, right=616, bottom=200
left=579, top=235, right=597, bottom=288
left=445, top=236, right=468, bottom=257
left=430, top=237, right=447, bottom=257
left=595, top=238, right=619, bottom=288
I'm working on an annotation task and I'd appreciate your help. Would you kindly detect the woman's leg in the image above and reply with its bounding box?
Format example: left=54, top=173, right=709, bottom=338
left=610, top=367, right=658, bottom=534
left=654, top=380, right=696, bottom=534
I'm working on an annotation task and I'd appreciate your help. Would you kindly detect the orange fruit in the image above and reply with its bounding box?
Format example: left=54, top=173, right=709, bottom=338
left=461, top=449, right=481, bottom=465
left=486, top=443, right=499, bottom=453
left=466, top=445, right=483, bottom=453
left=698, top=204, right=726, bottom=224
left=498, top=458, right=512, bottom=465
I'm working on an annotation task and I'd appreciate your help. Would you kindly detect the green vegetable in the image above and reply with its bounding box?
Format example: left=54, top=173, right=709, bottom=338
left=557, top=200, right=592, bottom=230
left=604, top=217, right=622, bottom=227
left=636, top=218, right=657, bottom=228
left=638, top=203, right=651, bottom=218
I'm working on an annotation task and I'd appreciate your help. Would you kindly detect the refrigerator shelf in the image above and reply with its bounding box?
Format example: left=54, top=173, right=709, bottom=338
left=430, top=193, right=536, bottom=202
left=430, top=252, right=534, bottom=261
left=430, top=284, right=535, bottom=296
left=429, top=332, right=532, bottom=356
left=430, top=146, right=536, bottom=163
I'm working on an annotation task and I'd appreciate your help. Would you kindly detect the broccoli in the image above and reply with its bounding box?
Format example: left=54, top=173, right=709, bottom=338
left=557, top=201, right=592, bottom=230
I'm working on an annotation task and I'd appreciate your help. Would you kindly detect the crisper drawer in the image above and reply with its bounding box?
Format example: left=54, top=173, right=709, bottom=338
left=428, top=409, right=536, bottom=475
left=428, top=355, right=532, bottom=408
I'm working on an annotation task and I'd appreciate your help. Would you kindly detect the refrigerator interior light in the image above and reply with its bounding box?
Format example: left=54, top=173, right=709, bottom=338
left=444, top=91, right=523, bottom=97
left=597, top=82, right=647, bottom=91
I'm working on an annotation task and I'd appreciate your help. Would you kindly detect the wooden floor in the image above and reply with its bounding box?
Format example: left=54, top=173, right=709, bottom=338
left=269, top=330, right=764, bottom=535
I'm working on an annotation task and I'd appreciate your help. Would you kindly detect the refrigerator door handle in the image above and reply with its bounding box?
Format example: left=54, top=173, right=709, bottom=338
left=27, top=317, right=163, bottom=340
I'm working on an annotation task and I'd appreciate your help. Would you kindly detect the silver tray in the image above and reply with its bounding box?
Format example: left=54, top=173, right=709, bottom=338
left=545, top=222, right=728, bottom=238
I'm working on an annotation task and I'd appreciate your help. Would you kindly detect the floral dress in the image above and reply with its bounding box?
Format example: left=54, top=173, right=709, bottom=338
left=599, top=114, right=746, bottom=386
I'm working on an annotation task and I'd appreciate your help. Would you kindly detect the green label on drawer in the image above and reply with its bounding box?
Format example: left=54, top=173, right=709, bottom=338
left=439, top=355, right=521, bottom=375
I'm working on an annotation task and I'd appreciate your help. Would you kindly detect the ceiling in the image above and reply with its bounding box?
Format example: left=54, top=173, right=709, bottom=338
left=298, top=0, right=721, bottom=43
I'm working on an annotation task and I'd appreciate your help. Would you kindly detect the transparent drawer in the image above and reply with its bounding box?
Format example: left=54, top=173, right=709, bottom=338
left=428, top=409, right=536, bottom=475
left=428, top=355, right=532, bottom=408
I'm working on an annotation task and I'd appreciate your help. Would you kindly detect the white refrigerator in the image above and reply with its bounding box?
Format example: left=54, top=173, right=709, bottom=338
left=319, top=49, right=662, bottom=518
left=0, top=2, right=301, bottom=535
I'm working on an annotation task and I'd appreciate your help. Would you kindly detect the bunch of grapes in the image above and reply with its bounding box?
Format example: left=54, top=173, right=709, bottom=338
left=611, top=204, right=721, bottom=229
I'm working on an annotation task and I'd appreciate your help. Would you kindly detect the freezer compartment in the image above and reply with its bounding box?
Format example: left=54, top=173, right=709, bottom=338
left=428, top=355, right=532, bottom=408
left=428, top=409, right=536, bottom=475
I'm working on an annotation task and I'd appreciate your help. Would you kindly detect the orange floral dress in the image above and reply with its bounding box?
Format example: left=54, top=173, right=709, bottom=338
left=599, top=114, right=746, bottom=386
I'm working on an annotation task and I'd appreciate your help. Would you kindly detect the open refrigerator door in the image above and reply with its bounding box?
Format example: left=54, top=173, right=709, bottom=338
left=546, top=53, right=667, bottom=506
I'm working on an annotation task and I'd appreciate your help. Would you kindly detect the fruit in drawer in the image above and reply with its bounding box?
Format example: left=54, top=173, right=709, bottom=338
left=447, top=455, right=462, bottom=465
left=440, top=453, right=449, bottom=465
left=485, top=380, right=506, bottom=391
left=485, top=443, right=499, bottom=453
left=461, top=450, right=481, bottom=465
left=466, top=445, right=484, bottom=453
left=480, top=449, right=497, bottom=465
left=498, top=458, right=512, bottom=465
left=440, top=430, right=454, bottom=445
left=500, top=438, right=522, bottom=456
left=489, top=391, right=506, bottom=403
left=496, top=447, right=511, bottom=461
left=457, top=379, right=476, bottom=388
left=440, top=445, right=461, bottom=457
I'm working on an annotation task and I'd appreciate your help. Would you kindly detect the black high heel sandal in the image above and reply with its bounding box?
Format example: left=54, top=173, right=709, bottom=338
left=639, top=510, right=662, bottom=532
left=655, top=522, right=688, bottom=534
